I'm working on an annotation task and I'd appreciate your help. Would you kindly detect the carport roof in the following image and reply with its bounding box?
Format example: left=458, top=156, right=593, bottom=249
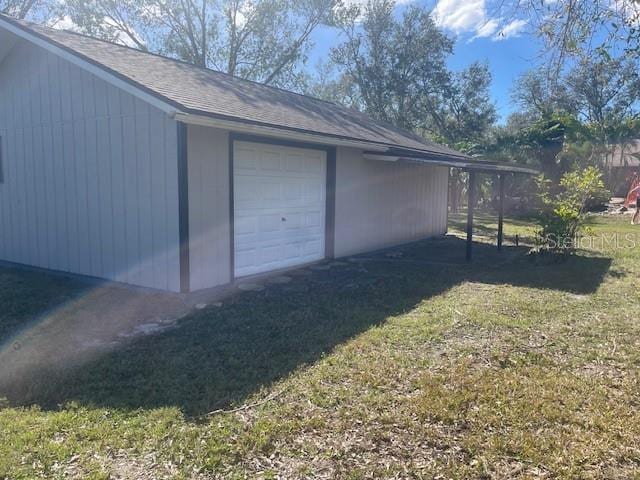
left=364, top=151, right=539, bottom=175
left=0, top=14, right=536, bottom=174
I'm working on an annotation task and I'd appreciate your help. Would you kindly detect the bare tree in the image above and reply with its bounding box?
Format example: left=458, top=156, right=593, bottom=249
left=1, top=0, right=41, bottom=19
left=61, top=0, right=339, bottom=88
left=513, top=0, right=640, bottom=78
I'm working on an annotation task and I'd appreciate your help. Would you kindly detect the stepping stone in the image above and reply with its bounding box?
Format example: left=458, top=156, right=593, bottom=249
left=237, top=283, right=265, bottom=292
left=195, top=303, right=208, bottom=310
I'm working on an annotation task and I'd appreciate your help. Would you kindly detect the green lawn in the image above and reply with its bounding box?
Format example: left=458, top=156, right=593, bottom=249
left=1, top=214, right=640, bottom=479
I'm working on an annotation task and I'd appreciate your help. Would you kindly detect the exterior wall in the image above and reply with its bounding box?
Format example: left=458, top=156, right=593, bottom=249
left=187, top=125, right=231, bottom=290
left=0, top=39, right=181, bottom=291
left=334, top=147, right=448, bottom=257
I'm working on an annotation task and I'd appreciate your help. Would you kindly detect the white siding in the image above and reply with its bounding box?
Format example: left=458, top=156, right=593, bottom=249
left=0, top=40, right=180, bottom=291
left=187, top=125, right=231, bottom=290
left=334, top=147, right=448, bottom=257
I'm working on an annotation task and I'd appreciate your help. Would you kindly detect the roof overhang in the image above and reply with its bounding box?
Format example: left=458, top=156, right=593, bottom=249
left=175, top=112, right=394, bottom=152
left=363, top=151, right=538, bottom=175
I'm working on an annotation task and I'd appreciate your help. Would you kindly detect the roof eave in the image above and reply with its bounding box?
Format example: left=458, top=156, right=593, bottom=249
left=175, top=112, right=397, bottom=152
left=364, top=151, right=538, bottom=175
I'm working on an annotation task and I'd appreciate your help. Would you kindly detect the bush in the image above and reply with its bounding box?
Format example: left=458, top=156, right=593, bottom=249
left=535, top=167, right=609, bottom=254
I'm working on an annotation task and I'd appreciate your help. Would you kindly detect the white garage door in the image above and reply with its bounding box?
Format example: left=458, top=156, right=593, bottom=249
left=233, top=141, right=327, bottom=277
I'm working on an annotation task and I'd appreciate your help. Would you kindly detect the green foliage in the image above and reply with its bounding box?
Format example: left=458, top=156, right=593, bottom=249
left=329, top=0, right=496, bottom=143
left=535, top=167, right=609, bottom=254
left=330, top=0, right=454, bottom=131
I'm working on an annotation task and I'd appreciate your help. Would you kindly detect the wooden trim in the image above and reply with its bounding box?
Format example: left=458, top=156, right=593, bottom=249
left=228, top=133, right=336, bottom=278
left=177, top=122, right=190, bottom=293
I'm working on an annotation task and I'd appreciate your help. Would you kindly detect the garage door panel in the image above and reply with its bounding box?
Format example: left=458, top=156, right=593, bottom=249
left=235, top=215, right=258, bottom=235
left=258, top=214, right=282, bottom=233
left=235, top=146, right=259, bottom=170
left=260, top=151, right=282, bottom=171
left=234, top=141, right=326, bottom=277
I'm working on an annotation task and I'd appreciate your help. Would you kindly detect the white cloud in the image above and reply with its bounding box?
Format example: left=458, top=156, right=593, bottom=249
left=474, top=18, right=500, bottom=38
left=433, top=0, right=486, bottom=34
left=433, top=0, right=527, bottom=42
left=493, top=18, right=527, bottom=40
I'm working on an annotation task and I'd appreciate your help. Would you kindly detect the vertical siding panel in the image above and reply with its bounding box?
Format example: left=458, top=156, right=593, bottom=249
left=62, top=122, right=79, bottom=272
left=45, top=53, right=60, bottom=270
left=82, top=72, right=101, bottom=276
left=0, top=70, right=8, bottom=258
left=95, top=78, right=114, bottom=279
left=23, top=49, right=37, bottom=265
left=424, top=167, right=431, bottom=237
left=96, top=116, right=114, bottom=279
left=85, top=115, right=101, bottom=276
left=187, top=127, right=232, bottom=290
left=150, top=113, right=168, bottom=290
left=135, top=99, right=154, bottom=287
left=422, top=166, right=428, bottom=237
left=122, top=113, right=141, bottom=285
left=74, top=120, right=92, bottom=276
left=23, top=128, right=38, bottom=265
left=0, top=128, right=6, bottom=256
left=165, top=117, right=180, bottom=292
left=110, top=113, right=128, bottom=283
left=442, top=168, right=449, bottom=232
left=16, top=129, right=28, bottom=263
left=52, top=123, right=68, bottom=269
left=43, top=128, right=56, bottom=268
left=34, top=124, right=50, bottom=268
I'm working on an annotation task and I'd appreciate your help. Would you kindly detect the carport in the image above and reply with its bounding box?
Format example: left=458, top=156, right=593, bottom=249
left=362, top=151, right=538, bottom=261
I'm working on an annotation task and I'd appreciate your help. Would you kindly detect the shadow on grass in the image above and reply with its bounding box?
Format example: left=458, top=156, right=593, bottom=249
left=0, top=237, right=613, bottom=417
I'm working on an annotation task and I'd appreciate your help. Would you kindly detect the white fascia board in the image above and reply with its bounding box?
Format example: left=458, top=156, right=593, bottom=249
left=0, top=18, right=178, bottom=116
left=174, top=113, right=390, bottom=152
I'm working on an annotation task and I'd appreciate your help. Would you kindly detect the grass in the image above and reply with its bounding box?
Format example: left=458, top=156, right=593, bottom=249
left=1, top=214, right=640, bottom=478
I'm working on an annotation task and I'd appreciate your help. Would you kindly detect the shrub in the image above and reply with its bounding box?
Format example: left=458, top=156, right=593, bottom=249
left=535, top=167, right=609, bottom=254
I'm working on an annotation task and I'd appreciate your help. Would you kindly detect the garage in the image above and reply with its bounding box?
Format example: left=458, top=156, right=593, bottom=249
left=233, top=141, right=327, bottom=277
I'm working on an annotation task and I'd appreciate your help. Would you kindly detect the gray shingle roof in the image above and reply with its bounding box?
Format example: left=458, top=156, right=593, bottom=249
left=2, top=15, right=469, bottom=158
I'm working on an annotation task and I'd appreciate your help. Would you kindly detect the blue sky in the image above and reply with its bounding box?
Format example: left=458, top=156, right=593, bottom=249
left=310, top=0, right=542, bottom=122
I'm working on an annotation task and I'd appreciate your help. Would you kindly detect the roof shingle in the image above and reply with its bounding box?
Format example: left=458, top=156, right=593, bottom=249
left=1, top=15, right=468, bottom=158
